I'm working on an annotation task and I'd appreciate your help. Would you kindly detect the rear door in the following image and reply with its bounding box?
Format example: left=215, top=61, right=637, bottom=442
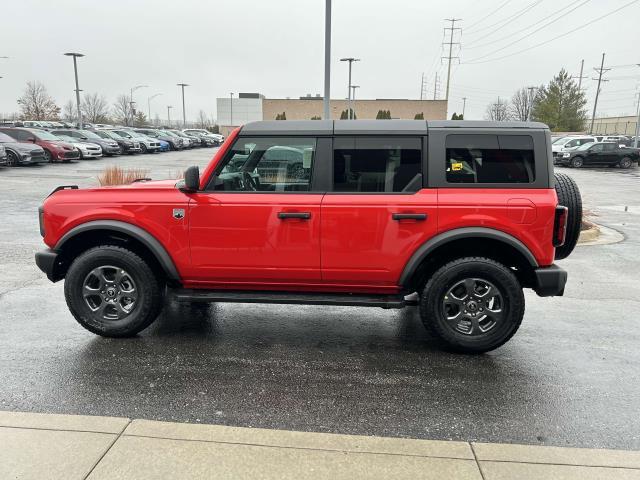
left=187, top=135, right=325, bottom=286
left=320, top=136, right=438, bottom=289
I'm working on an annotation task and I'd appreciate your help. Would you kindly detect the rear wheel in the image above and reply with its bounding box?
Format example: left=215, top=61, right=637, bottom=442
left=554, top=172, right=582, bottom=260
left=64, top=246, right=165, bottom=337
left=419, top=257, right=525, bottom=353
left=44, top=149, right=53, bottom=163
left=619, top=157, right=633, bottom=169
left=6, top=151, right=19, bottom=167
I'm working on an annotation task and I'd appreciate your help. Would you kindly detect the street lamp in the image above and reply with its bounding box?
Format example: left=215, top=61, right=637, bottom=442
left=350, top=85, right=360, bottom=118
left=167, top=105, right=173, bottom=127
left=147, top=93, right=162, bottom=123
left=177, top=83, right=189, bottom=127
left=64, top=52, right=84, bottom=128
left=130, top=85, right=148, bottom=125
left=230, top=92, right=234, bottom=126
left=340, top=57, right=360, bottom=120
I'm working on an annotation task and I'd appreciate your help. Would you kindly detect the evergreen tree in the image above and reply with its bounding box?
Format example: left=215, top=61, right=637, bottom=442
left=451, top=113, right=458, bottom=120
left=414, top=112, right=424, bottom=120
left=531, top=69, right=587, bottom=131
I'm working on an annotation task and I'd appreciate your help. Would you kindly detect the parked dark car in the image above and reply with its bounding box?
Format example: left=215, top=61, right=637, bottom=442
left=0, top=127, right=79, bottom=162
left=92, top=130, right=141, bottom=154
left=55, top=129, right=121, bottom=156
left=183, top=131, right=216, bottom=147
left=556, top=141, right=640, bottom=168
left=0, top=132, right=47, bottom=166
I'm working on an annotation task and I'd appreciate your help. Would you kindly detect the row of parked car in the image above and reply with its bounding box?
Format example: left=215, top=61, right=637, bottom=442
left=551, top=134, right=640, bottom=169
left=0, top=124, right=224, bottom=167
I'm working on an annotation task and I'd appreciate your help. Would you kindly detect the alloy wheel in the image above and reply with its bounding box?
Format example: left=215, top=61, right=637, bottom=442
left=82, top=265, right=138, bottom=320
left=442, top=278, right=504, bottom=336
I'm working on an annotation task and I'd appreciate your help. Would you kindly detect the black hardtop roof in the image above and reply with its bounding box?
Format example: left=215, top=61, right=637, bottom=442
left=239, top=119, right=549, bottom=136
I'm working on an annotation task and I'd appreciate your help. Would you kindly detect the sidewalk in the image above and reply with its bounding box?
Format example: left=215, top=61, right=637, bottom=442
left=1, top=411, right=639, bottom=479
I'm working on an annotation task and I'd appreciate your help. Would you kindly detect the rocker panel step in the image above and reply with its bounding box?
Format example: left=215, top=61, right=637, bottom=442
left=170, top=289, right=406, bottom=309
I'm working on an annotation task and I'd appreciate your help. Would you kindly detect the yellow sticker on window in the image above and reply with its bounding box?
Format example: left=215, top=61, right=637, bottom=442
left=452, top=162, right=463, bottom=171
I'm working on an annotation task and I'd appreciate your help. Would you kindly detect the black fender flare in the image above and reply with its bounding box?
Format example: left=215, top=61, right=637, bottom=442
left=55, top=220, right=181, bottom=282
left=399, top=227, right=539, bottom=288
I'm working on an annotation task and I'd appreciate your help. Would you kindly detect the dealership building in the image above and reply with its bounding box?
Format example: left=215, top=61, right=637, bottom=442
left=216, top=93, right=448, bottom=135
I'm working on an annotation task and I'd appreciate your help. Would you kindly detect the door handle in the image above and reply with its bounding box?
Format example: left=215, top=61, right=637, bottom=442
left=278, top=212, right=311, bottom=220
left=392, top=213, right=427, bottom=221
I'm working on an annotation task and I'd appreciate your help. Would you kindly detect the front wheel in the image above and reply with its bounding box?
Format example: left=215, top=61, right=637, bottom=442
left=64, top=246, right=165, bottom=337
left=44, top=149, right=53, bottom=163
left=140, top=143, right=148, bottom=154
left=6, top=151, right=19, bottom=167
left=419, top=257, right=525, bottom=353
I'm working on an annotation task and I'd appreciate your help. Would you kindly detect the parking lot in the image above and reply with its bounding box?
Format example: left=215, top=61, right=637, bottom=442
left=0, top=152, right=639, bottom=451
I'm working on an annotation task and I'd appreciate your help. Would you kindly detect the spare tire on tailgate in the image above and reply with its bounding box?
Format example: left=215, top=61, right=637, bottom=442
left=554, top=172, right=582, bottom=260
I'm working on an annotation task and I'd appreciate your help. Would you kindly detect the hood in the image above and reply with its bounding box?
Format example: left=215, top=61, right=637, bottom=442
left=2, top=141, right=45, bottom=153
left=49, top=140, right=76, bottom=150
left=101, top=179, right=180, bottom=190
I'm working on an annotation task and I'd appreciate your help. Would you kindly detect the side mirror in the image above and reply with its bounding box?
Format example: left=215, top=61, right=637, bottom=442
left=181, top=165, right=200, bottom=192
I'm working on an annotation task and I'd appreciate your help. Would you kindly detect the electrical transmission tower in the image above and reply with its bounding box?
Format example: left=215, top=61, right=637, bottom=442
left=442, top=18, right=462, bottom=104
left=433, top=72, right=440, bottom=100
left=420, top=72, right=428, bottom=100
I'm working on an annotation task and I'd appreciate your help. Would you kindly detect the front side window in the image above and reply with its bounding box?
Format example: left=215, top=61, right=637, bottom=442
left=333, top=137, right=422, bottom=192
left=210, top=137, right=315, bottom=192
left=446, top=134, right=535, bottom=184
left=590, top=143, right=604, bottom=153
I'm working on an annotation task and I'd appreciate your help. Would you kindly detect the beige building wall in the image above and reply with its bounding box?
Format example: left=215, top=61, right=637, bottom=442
left=263, top=99, right=447, bottom=121
left=590, top=116, right=638, bottom=135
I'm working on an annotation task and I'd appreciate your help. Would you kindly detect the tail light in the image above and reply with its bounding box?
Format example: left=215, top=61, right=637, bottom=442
left=553, top=206, right=568, bottom=247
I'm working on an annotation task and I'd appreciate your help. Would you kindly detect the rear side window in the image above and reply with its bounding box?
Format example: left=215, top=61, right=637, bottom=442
left=333, top=137, right=422, bottom=192
left=445, top=134, right=535, bottom=184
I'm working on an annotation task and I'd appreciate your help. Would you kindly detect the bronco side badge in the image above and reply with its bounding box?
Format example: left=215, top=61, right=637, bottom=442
left=172, top=208, right=185, bottom=220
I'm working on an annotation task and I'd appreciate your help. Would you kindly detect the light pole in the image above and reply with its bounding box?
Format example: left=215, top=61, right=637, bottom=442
left=177, top=83, right=189, bottom=127
left=167, top=106, right=173, bottom=127
left=350, top=85, right=360, bottom=118
left=64, top=53, right=84, bottom=128
left=147, top=93, right=162, bottom=124
left=130, top=85, right=148, bottom=126
left=323, top=0, right=331, bottom=120
left=229, top=92, right=234, bottom=126
left=340, top=58, right=360, bottom=120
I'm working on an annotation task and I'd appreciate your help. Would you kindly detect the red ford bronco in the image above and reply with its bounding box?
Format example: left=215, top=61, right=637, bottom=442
left=35, top=120, right=581, bottom=353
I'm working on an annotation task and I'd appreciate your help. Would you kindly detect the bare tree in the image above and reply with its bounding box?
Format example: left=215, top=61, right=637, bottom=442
left=112, top=94, right=132, bottom=125
left=62, top=100, right=77, bottom=122
left=197, top=110, right=210, bottom=129
left=81, top=93, right=110, bottom=123
left=485, top=97, right=511, bottom=121
left=510, top=87, right=538, bottom=121
left=17, top=81, right=61, bottom=120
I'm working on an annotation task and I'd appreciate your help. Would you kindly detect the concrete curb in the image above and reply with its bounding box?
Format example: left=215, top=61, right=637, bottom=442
left=1, top=411, right=640, bottom=479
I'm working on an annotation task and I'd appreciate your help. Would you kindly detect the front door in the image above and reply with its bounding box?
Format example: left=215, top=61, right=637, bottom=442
left=321, top=136, right=438, bottom=290
left=187, top=136, right=323, bottom=287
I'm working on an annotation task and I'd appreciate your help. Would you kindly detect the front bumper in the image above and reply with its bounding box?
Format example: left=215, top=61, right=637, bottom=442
left=0, top=154, right=7, bottom=166
left=533, top=264, right=567, bottom=297
left=35, top=249, right=64, bottom=282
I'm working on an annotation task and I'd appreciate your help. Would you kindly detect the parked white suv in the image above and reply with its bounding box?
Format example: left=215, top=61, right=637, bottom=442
left=551, top=136, right=597, bottom=159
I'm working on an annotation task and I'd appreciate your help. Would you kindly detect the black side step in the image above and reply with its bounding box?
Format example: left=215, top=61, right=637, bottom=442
left=170, top=289, right=407, bottom=309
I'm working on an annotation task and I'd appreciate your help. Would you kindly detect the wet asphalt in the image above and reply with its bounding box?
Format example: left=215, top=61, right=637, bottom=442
left=0, top=149, right=639, bottom=450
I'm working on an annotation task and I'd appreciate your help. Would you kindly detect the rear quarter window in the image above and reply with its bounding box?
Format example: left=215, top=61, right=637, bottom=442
left=445, top=134, right=535, bottom=184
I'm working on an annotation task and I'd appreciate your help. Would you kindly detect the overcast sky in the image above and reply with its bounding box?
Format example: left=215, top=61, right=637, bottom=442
left=1, top=0, right=638, bottom=121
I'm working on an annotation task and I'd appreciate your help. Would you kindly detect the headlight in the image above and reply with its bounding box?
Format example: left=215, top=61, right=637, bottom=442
left=125, top=141, right=133, bottom=146
left=563, top=153, right=570, bottom=158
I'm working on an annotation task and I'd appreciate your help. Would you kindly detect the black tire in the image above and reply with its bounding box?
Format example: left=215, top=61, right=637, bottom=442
left=570, top=156, right=583, bottom=168
left=6, top=151, right=19, bottom=167
left=419, top=257, right=525, bottom=354
left=64, top=246, right=165, bottom=337
left=619, top=157, right=633, bottom=169
left=140, top=143, right=148, bottom=154
left=43, top=149, right=53, bottom=163
left=554, top=172, right=582, bottom=260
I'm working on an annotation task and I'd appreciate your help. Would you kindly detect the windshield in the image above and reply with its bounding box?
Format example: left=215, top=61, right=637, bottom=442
left=94, top=130, right=113, bottom=139
left=112, top=130, right=133, bottom=139
left=31, top=130, right=59, bottom=141
left=552, top=137, right=569, bottom=144
left=576, top=142, right=595, bottom=151
left=79, top=130, right=101, bottom=139
left=54, top=135, right=76, bottom=143
left=162, top=131, right=178, bottom=138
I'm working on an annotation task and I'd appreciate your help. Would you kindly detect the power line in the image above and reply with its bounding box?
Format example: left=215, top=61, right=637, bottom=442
left=465, top=0, right=544, bottom=44
left=465, top=0, right=541, bottom=36
left=465, top=0, right=513, bottom=30
left=465, top=0, right=586, bottom=50
left=462, top=0, right=639, bottom=65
